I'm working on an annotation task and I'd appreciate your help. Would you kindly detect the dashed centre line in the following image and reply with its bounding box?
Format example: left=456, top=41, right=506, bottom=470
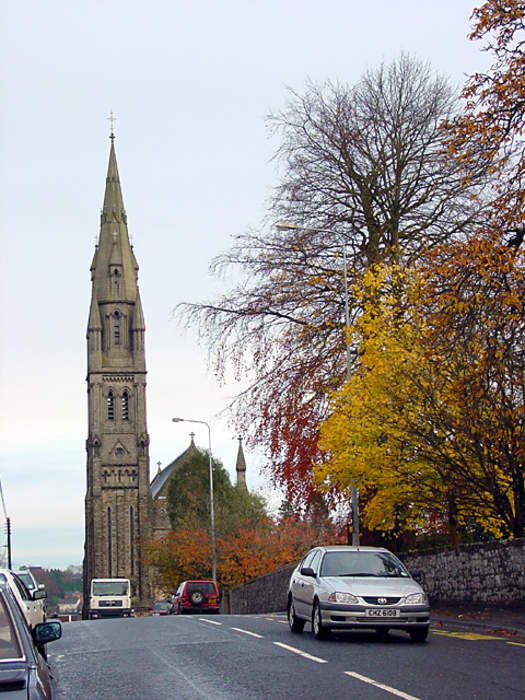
left=273, top=641, right=327, bottom=664
left=198, top=618, right=222, bottom=626
left=231, top=627, right=264, bottom=639
left=344, top=671, right=422, bottom=700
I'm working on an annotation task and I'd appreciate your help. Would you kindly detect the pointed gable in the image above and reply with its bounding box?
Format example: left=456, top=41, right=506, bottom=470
left=151, top=436, right=200, bottom=499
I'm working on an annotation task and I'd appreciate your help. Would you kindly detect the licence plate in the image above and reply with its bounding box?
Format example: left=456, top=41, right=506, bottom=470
left=208, top=598, right=217, bottom=604
left=366, top=608, right=399, bottom=617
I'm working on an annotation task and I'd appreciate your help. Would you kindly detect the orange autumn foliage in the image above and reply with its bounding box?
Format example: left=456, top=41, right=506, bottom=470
left=450, top=0, right=525, bottom=231
left=141, top=516, right=345, bottom=593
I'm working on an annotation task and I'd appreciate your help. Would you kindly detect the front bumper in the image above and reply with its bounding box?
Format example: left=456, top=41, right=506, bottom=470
left=90, top=608, right=132, bottom=619
left=319, top=602, right=430, bottom=629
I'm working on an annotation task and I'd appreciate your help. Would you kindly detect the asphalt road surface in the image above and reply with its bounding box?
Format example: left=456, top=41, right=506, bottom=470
left=51, top=613, right=525, bottom=699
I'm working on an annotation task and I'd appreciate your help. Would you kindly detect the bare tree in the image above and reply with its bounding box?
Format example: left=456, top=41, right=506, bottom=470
left=180, top=55, right=487, bottom=506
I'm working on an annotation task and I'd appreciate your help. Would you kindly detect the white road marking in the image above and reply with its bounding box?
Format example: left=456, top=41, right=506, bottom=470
left=198, top=618, right=222, bottom=625
left=273, top=641, right=328, bottom=664
left=231, top=627, right=264, bottom=638
left=344, top=671, right=422, bottom=700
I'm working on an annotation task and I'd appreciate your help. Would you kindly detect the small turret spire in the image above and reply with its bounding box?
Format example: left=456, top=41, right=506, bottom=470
left=235, top=436, right=247, bottom=491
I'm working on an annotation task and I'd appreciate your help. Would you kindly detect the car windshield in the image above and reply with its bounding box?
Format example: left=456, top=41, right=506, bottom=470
left=92, top=581, right=129, bottom=596
left=15, top=573, right=34, bottom=590
left=320, top=551, right=409, bottom=578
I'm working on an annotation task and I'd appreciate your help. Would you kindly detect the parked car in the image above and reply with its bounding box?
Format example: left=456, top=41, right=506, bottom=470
left=0, top=570, right=46, bottom=631
left=287, top=546, right=430, bottom=642
left=149, top=600, right=174, bottom=616
left=173, top=580, right=220, bottom=614
left=13, top=570, right=44, bottom=596
left=0, top=582, right=62, bottom=698
left=14, top=569, right=46, bottom=618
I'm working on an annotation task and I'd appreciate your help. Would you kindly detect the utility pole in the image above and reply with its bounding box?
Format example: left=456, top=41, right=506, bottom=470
left=6, top=518, right=11, bottom=569
left=0, top=481, right=11, bottom=568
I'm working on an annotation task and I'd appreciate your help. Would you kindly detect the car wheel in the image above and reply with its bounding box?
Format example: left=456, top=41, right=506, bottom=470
left=287, top=598, right=305, bottom=634
left=189, top=590, right=204, bottom=606
left=409, top=627, right=429, bottom=643
left=312, top=600, right=330, bottom=640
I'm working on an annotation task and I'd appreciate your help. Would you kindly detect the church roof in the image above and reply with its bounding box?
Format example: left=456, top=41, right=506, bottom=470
left=150, top=436, right=199, bottom=499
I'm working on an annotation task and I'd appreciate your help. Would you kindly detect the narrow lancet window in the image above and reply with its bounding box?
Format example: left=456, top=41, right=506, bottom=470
left=130, top=506, right=135, bottom=576
left=107, top=391, right=115, bottom=420
left=122, top=391, right=129, bottom=420
left=113, top=312, right=120, bottom=346
left=107, top=507, right=113, bottom=578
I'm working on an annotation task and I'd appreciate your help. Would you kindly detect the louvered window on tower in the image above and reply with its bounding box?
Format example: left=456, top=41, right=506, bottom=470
left=122, top=391, right=129, bottom=420
left=107, top=391, right=115, bottom=420
left=113, top=312, right=120, bottom=346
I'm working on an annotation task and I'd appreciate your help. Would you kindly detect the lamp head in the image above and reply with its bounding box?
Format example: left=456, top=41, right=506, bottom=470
left=172, top=417, right=184, bottom=423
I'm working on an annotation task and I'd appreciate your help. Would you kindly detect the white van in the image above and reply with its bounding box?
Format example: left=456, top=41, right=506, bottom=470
left=89, top=578, right=131, bottom=619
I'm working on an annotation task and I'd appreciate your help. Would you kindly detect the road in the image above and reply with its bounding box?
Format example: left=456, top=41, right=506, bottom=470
left=51, top=613, right=525, bottom=699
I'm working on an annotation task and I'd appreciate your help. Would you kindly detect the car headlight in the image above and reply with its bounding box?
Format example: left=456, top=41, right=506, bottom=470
left=404, top=593, right=428, bottom=605
left=327, top=591, right=359, bottom=604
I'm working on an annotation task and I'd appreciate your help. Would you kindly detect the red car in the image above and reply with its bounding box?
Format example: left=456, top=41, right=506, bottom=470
left=149, top=600, right=174, bottom=616
left=173, top=580, right=220, bottom=614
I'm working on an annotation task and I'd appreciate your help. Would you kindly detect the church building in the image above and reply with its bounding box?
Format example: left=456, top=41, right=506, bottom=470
left=83, top=131, right=247, bottom=614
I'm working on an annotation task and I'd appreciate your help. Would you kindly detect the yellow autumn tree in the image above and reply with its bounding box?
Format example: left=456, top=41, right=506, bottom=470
left=317, top=245, right=524, bottom=540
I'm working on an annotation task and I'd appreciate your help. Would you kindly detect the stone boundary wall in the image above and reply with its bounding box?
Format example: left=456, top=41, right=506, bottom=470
left=401, top=538, right=524, bottom=607
left=223, top=538, right=524, bottom=614
left=224, top=564, right=296, bottom=615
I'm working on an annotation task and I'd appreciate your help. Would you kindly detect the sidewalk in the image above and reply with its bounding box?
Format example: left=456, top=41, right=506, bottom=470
left=431, top=605, right=525, bottom=639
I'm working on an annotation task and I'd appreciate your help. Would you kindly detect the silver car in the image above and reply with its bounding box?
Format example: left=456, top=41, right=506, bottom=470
left=287, top=546, right=430, bottom=642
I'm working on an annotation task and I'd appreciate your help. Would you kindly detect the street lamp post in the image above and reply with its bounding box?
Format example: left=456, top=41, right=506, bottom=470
left=172, top=417, right=217, bottom=581
left=276, top=221, right=359, bottom=546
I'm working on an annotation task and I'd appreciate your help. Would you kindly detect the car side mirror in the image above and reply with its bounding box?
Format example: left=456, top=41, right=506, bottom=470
left=33, top=589, right=47, bottom=600
left=33, top=620, right=62, bottom=645
left=410, top=569, right=421, bottom=581
left=300, top=567, right=316, bottom=577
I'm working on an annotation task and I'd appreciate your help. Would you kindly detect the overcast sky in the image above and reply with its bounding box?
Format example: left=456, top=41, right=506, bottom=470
left=0, top=0, right=490, bottom=569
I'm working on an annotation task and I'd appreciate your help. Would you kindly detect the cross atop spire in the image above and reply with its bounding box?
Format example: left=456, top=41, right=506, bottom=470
left=108, top=111, right=117, bottom=141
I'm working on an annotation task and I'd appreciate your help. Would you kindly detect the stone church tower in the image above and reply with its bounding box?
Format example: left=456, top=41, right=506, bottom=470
left=83, top=132, right=152, bottom=611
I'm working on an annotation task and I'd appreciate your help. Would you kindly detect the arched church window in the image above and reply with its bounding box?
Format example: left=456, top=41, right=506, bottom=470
left=113, top=312, right=120, bottom=346
left=107, top=391, right=115, bottom=420
left=122, top=391, right=129, bottom=420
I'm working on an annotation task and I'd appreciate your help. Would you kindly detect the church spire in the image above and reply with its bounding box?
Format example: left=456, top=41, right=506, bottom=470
left=90, top=133, right=139, bottom=304
left=102, top=136, right=126, bottom=225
